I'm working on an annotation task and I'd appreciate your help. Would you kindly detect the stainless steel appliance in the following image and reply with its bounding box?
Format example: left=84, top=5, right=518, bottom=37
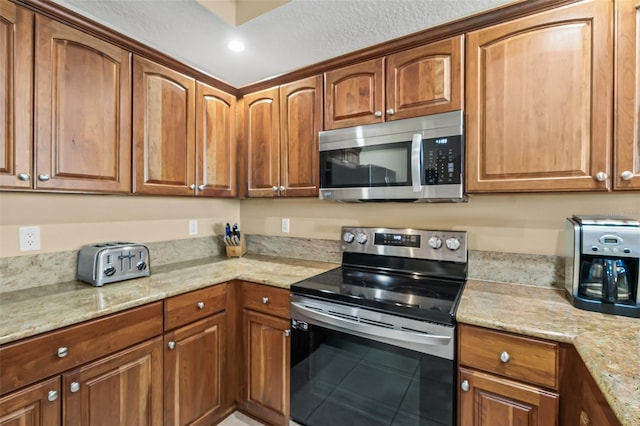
left=290, top=227, right=467, bottom=426
left=319, top=111, right=465, bottom=202
left=77, top=242, right=150, bottom=286
left=565, top=215, right=639, bottom=318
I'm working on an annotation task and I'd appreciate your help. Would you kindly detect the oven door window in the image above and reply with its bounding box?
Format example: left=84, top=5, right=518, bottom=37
left=290, top=323, right=454, bottom=426
left=320, top=142, right=411, bottom=188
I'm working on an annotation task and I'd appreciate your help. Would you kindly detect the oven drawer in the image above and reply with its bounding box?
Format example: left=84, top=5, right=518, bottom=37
left=458, top=324, right=559, bottom=389
left=242, top=281, right=290, bottom=318
left=164, top=283, right=227, bottom=330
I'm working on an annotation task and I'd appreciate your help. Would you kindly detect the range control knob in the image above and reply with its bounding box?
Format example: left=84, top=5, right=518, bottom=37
left=136, top=261, right=147, bottom=271
left=104, top=266, right=116, bottom=276
left=343, top=232, right=355, bottom=243
left=355, top=233, right=368, bottom=244
left=445, top=237, right=461, bottom=251
left=427, top=236, right=442, bottom=249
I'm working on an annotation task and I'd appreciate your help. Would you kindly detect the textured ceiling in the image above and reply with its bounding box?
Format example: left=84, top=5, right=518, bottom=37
left=52, top=0, right=514, bottom=87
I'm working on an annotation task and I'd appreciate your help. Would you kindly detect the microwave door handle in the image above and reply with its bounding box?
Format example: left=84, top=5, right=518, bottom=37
left=291, top=301, right=451, bottom=347
left=411, top=134, right=422, bottom=192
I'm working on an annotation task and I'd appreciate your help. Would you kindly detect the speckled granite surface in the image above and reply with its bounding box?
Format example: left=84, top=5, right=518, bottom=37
left=0, top=254, right=338, bottom=345
left=458, top=280, right=639, bottom=426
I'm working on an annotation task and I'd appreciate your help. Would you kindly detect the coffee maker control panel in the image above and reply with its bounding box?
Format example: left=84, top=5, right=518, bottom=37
left=581, top=226, right=640, bottom=258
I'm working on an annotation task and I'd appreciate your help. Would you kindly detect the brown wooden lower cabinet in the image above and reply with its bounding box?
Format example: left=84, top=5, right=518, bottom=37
left=164, top=313, right=228, bottom=426
left=458, top=367, right=558, bottom=426
left=0, top=376, right=61, bottom=426
left=63, top=337, right=163, bottom=426
left=239, top=281, right=291, bottom=426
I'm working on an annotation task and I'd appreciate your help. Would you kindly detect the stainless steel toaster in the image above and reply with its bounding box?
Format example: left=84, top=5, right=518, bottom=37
left=77, top=242, right=150, bottom=286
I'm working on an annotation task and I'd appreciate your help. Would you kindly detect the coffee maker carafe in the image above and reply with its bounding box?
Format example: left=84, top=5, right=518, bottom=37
left=566, top=215, right=640, bottom=318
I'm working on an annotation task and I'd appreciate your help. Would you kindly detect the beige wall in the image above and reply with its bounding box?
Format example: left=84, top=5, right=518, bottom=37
left=1, top=191, right=638, bottom=258
left=0, top=193, right=240, bottom=257
left=240, top=192, right=640, bottom=256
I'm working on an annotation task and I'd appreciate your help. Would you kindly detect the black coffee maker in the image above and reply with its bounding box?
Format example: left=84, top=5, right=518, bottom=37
left=565, top=215, right=640, bottom=318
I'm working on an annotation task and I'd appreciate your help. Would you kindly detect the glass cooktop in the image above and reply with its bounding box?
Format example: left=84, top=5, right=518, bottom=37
left=290, top=266, right=465, bottom=325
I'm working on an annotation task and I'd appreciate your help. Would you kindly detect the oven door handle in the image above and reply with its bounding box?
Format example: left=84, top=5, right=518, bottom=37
left=291, top=301, right=452, bottom=347
left=411, top=133, right=423, bottom=192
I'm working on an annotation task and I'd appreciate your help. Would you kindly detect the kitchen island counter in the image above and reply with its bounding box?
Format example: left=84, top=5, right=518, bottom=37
left=457, top=279, right=639, bottom=426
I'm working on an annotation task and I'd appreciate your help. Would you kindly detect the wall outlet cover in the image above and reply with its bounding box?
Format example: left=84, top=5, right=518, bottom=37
left=189, top=219, right=198, bottom=236
left=282, top=218, right=290, bottom=233
left=19, top=226, right=41, bottom=251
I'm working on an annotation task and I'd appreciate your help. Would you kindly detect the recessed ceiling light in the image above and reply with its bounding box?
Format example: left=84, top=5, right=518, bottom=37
left=228, top=39, right=245, bottom=52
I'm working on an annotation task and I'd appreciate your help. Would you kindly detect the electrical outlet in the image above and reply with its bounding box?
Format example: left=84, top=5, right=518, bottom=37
left=281, top=218, right=290, bottom=233
left=189, top=219, right=198, bottom=236
left=19, top=226, right=41, bottom=251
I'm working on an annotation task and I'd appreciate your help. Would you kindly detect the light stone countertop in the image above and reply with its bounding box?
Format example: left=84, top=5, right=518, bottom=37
left=0, top=256, right=637, bottom=425
left=457, top=279, right=639, bottom=426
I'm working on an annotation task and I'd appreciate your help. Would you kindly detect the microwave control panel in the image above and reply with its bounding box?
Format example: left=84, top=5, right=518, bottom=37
left=423, top=135, right=462, bottom=185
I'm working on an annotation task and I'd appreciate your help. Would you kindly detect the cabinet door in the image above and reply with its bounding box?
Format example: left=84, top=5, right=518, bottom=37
left=279, top=75, right=322, bottom=197
left=615, top=0, right=640, bottom=189
left=580, top=368, right=621, bottom=426
left=63, top=337, right=163, bottom=426
left=195, top=81, right=236, bottom=197
left=466, top=0, right=613, bottom=192
left=0, top=0, right=32, bottom=189
left=165, top=313, right=227, bottom=426
left=242, top=309, right=290, bottom=426
left=133, top=55, right=195, bottom=196
left=0, top=377, right=60, bottom=426
left=34, top=16, right=131, bottom=193
left=386, top=36, right=463, bottom=121
left=459, top=367, right=558, bottom=426
left=324, top=58, right=384, bottom=130
left=244, top=87, right=280, bottom=197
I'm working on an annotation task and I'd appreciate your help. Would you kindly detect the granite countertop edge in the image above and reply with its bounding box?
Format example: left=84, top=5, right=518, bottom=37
left=1, top=257, right=637, bottom=425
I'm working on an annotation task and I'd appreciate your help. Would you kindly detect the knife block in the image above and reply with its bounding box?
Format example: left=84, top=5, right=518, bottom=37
left=225, top=235, right=246, bottom=258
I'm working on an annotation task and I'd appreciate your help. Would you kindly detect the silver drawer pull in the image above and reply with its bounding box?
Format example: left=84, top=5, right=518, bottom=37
left=262, top=297, right=269, bottom=304
left=18, top=172, right=30, bottom=181
left=621, top=171, right=633, bottom=181
left=69, top=382, right=80, bottom=393
left=595, top=172, right=608, bottom=182
left=500, top=351, right=510, bottom=363
left=168, top=341, right=176, bottom=350
left=38, top=174, right=50, bottom=182
left=47, top=390, right=59, bottom=402
left=374, top=111, right=382, bottom=117
left=460, top=380, right=470, bottom=392
left=57, top=347, right=69, bottom=358
left=198, top=184, right=205, bottom=191
left=196, top=301, right=205, bottom=309
left=284, top=329, right=291, bottom=337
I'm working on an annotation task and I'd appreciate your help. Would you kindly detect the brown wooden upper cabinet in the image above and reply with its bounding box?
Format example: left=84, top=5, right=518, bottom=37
left=615, top=0, right=640, bottom=190
left=324, top=36, right=463, bottom=130
left=0, top=0, right=33, bottom=190
left=244, top=75, right=322, bottom=197
left=0, top=7, right=132, bottom=193
left=133, top=56, right=236, bottom=197
left=466, top=0, right=613, bottom=192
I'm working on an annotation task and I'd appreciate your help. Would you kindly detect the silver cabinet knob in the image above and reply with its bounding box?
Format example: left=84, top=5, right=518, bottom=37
left=278, top=185, right=285, bottom=192
left=38, top=174, right=50, bottom=182
left=18, top=173, right=30, bottom=181
left=621, top=171, right=634, bottom=181
left=595, top=172, right=608, bottom=182
left=69, top=382, right=80, bottom=393
left=500, top=351, right=510, bottom=363
left=284, top=329, right=291, bottom=337
left=272, top=186, right=278, bottom=192
left=386, top=108, right=395, bottom=115
left=189, top=184, right=195, bottom=190
left=168, top=341, right=176, bottom=350
left=57, top=347, right=69, bottom=358
left=198, top=184, right=205, bottom=190
left=374, top=111, right=383, bottom=117
left=196, top=301, right=205, bottom=310
left=460, top=380, right=470, bottom=392
left=262, top=297, right=269, bottom=304
left=47, top=390, right=59, bottom=402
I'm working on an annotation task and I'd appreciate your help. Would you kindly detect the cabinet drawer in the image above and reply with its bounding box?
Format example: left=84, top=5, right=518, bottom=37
left=458, top=324, right=559, bottom=389
left=164, top=283, right=227, bottom=331
left=242, top=281, right=290, bottom=319
left=0, top=301, right=163, bottom=395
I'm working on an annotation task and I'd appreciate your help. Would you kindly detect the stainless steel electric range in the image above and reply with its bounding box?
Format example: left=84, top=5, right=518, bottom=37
left=290, top=226, right=467, bottom=426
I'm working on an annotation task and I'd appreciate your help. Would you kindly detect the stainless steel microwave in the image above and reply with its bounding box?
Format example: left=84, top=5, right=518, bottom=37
left=319, top=110, right=465, bottom=202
